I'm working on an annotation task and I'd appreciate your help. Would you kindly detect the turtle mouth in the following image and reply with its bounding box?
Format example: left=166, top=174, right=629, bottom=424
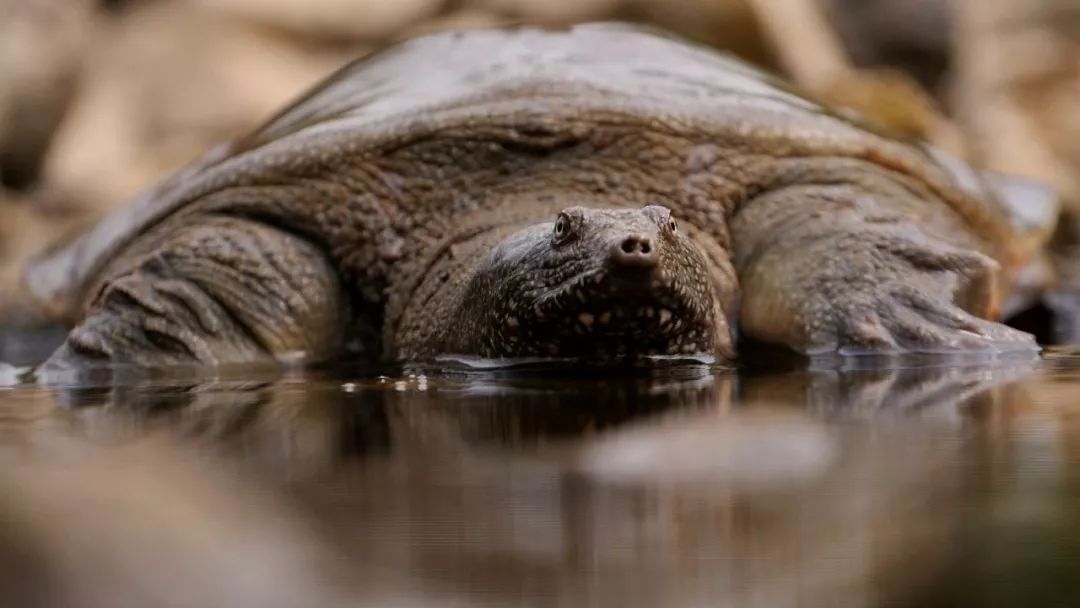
left=531, top=265, right=716, bottom=357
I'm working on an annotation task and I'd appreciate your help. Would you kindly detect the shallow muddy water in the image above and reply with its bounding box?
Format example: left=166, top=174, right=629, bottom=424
left=1, top=351, right=1079, bottom=607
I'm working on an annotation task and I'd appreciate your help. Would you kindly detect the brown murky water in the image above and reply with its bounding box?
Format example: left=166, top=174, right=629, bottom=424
left=1, top=351, right=1079, bottom=607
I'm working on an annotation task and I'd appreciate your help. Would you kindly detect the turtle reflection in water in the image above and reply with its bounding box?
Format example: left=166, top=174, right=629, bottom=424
left=24, top=23, right=1057, bottom=369
left=6, top=358, right=1039, bottom=608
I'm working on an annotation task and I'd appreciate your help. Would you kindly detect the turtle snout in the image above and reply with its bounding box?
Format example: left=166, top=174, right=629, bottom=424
left=610, top=234, right=658, bottom=269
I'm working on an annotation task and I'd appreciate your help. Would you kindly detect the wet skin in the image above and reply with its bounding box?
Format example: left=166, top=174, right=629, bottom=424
left=28, top=24, right=1043, bottom=371
left=437, top=206, right=730, bottom=360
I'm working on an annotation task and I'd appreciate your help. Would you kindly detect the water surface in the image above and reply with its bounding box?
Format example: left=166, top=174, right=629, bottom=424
left=1, top=351, right=1079, bottom=607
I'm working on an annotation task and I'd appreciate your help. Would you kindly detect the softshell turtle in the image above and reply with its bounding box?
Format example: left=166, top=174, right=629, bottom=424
left=25, top=23, right=1058, bottom=368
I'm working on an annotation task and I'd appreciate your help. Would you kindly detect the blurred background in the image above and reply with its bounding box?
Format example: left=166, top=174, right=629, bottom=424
left=1, top=0, right=1078, bottom=325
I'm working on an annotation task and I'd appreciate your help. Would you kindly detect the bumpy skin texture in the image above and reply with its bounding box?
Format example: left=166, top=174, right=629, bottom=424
left=46, top=216, right=347, bottom=367
left=426, top=205, right=735, bottom=360
left=28, top=23, right=1037, bottom=368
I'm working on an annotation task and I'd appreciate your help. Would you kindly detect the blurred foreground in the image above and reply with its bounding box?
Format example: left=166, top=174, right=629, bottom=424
left=2, top=353, right=1080, bottom=606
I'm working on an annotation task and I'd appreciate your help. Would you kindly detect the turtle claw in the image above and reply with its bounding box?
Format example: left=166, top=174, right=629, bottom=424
left=833, top=286, right=1038, bottom=356
left=834, top=312, right=901, bottom=355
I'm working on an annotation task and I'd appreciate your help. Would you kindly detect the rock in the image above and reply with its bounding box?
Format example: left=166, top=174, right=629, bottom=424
left=400, top=8, right=508, bottom=38
left=0, top=436, right=343, bottom=608
left=43, top=1, right=359, bottom=217
left=195, top=0, right=447, bottom=41
left=467, top=0, right=622, bottom=25
left=825, top=0, right=951, bottom=89
left=578, top=410, right=838, bottom=488
left=0, top=0, right=99, bottom=190
left=623, top=0, right=772, bottom=66
left=0, top=191, right=87, bottom=326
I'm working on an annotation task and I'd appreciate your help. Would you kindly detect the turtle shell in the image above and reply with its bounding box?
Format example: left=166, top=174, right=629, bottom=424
left=25, top=23, right=1046, bottom=321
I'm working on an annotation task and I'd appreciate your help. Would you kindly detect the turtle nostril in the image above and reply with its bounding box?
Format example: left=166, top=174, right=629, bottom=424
left=612, top=235, right=658, bottom=268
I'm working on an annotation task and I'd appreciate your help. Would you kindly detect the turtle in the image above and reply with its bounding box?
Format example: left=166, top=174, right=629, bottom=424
left=24, top=23, right=1058, bottom=370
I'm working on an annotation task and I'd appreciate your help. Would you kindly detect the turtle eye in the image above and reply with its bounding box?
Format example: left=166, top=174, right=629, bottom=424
left=552, top=212, right=574, bottom=243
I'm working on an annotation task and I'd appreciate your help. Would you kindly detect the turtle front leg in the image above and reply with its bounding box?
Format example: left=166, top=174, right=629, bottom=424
left=42, top=216, right=347, bottom=370
left=731, top=184, right=1037, bottom=356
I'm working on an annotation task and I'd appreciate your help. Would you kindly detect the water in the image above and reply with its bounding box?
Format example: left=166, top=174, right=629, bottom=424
left=1, top=351, right=1080, bottom=607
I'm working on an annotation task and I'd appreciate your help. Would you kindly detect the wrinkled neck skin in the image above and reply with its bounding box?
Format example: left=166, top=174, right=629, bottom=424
left=393, top=205, right=736, bottom=363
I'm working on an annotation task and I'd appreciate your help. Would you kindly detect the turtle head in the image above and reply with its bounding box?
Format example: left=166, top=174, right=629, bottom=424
left=443, top=205, right=734, bottom=361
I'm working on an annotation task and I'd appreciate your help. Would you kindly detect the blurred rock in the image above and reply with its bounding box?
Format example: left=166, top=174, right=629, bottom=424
left=817, top=68, right=946, bottom=140
left=952, top=0, right=1079, bottom=198
left=468, top=0, right=622, bottom=25
left=43, top=1, right=360, bottom=216
left=825, top=0, right=951, bottom=91
left=401, top=8, right=509, bottom=38
left=0, top=437, right=343, bottom=608
left=0, top=191, right=87, bottom=326
left=0, top=0, right=99, bottom=190
left=623, top=0, right=771, bottom=67
left=196, top=0, right=446, bottom=41
left=746, top=0, right=963, bottom=153
left=578, top=409, right=837, bottom=488
left=951, top=0, right=1080, bottom=339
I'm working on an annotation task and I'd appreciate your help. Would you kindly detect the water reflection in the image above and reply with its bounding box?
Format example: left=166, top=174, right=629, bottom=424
left=2, top=353, right=1080, bottom=606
